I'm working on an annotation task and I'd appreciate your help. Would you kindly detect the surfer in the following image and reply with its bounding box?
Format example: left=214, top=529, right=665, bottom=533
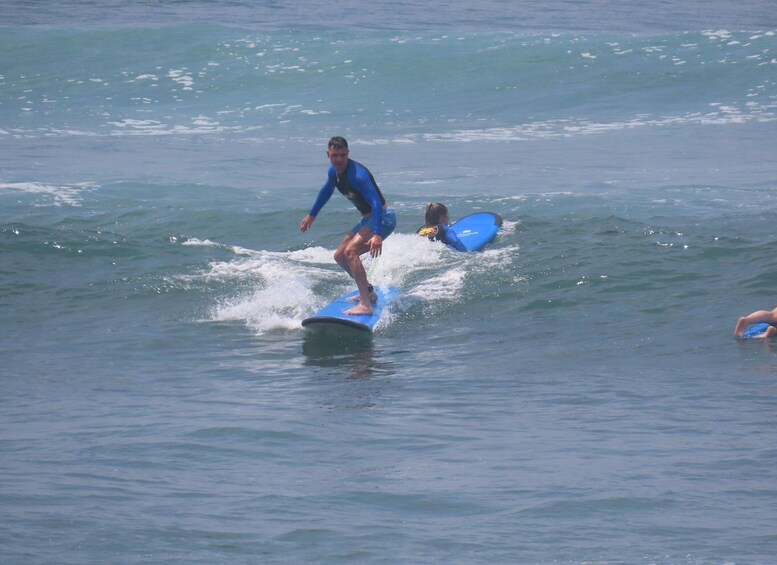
left=417, top=203, right=467, bottom=252
left=300, top=136, right=396, bottom=316
left=734, top=307, right=777, bottom=338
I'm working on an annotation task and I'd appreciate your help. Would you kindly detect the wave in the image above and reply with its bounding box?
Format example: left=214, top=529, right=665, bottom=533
left=0, top=182, right=97, bottom=207
left=1, top=28, right=774, bottom=142
left=193, top=232, right=518, bottom=334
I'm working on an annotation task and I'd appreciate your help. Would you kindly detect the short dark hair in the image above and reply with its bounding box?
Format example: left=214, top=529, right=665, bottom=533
left=328, top=136, right=348, bottom=150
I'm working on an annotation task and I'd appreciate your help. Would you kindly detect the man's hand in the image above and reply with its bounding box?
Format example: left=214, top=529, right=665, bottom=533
left=368, top=234, right=383, bottom=258
left=300, top=214, right=315, bottom=232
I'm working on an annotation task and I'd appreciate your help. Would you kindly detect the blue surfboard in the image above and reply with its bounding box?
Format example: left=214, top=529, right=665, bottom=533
left=302, top=286, right=400, bottom=332
left=739, top=323, right=775, bottom=339
left=449, top=212, right=503, bottom=251
left=451, top=212, right=502, bottom=251
left=416, top=211, right=502, bottom=252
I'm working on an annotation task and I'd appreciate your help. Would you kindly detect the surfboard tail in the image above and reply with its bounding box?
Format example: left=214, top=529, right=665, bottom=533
left=303, top=286, right=400, bottom=333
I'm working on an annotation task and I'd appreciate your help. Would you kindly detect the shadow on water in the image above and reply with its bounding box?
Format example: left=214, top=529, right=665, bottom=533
left=302, top=326, right=380, bottom=380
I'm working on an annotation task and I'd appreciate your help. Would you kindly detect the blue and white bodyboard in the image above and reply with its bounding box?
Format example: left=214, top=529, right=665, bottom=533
left=740, top=323, right=774, bottom=339
left=449, top=212, right=503, bottom=252
left=302, top=286, right=399, bottom=332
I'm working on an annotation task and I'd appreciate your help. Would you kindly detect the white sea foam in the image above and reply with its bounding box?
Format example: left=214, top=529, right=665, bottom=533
left=107, top=117, right=232, bottom=136
left=212, top=269, right=317, bottom=333
left=205, top=248, right=330, bottom=332
left=197, top=232, right=506, bottom=335
left=0, top=181, right=96, bottom=206
left=180, top=237, right=246, bottom=251
left=168, top=69, right=194, bottom=90
left=419, top=104, right=777, bottom=144
left=407, top=266, right=466, bottom=302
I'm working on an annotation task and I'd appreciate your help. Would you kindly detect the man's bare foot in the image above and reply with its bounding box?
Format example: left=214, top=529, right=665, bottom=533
left=343, top=303, right=373, bottom=316
left=347, top=285, right=378, bottom=303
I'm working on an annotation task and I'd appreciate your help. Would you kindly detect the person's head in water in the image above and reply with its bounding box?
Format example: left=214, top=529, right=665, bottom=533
left=425, top=202, right=449, bottom=225
left=327, top=136, right=349, bottom=174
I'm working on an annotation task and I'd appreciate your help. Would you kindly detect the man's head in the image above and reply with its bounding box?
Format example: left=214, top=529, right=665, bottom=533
left=327, top=136, right=349, bottom=173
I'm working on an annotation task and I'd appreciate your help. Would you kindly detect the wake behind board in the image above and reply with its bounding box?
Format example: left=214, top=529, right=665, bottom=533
left=450, top=212, right=503, bottom=251
left=302, top=286, right=399, bottom=332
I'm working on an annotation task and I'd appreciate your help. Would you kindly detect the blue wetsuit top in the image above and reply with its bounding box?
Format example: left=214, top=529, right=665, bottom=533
left=309, top=159, right=387, bottom=236
left=419, top=223, right=467, bottom=252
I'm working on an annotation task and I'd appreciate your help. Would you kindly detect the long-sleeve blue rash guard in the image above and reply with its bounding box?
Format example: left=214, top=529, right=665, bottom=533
left=417, top=223, right=467, bottom=252
left=309, top=159, right=387, bottom=235
left=440, top=225, right=467, bottom=252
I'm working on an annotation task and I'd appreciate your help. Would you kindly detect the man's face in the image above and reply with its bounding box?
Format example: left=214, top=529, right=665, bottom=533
left=327, top=146, right=349, bottom=174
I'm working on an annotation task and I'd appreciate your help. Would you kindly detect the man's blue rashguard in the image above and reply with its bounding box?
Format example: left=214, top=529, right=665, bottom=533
left=418, top=223, right=467, bottom=252
left=309, top=159, right=396, bottom=237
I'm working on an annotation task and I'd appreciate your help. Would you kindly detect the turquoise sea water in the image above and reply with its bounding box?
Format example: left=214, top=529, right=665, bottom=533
left=2, top=2, right=777, bottom=563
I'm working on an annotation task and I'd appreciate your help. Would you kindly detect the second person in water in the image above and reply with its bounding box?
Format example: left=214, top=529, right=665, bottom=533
left=417, top=202, right=467, bottom=252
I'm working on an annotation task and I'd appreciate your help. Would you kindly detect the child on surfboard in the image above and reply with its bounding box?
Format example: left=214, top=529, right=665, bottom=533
left=417, top=203, right=467, bottom=252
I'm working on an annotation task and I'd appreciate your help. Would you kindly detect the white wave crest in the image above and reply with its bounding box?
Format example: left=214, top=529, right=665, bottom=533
left=195, top=232, right=511, bottom=336
left=0, top=181, right=96, bottom=207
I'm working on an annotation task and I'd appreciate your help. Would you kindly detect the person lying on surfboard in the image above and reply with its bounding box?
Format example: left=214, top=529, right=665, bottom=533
left=300, top=136, right=396, bottom=316
left=734, top=306, right=777, bottom=339
left=417, top=203, right=467, bottom=252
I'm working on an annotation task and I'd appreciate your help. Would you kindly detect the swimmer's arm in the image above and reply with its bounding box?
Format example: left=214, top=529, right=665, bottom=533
left=444, top=227, right=467, bottom=252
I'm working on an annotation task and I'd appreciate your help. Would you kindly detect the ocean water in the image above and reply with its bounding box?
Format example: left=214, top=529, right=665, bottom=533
left=2, top=1, right=777, bottom=563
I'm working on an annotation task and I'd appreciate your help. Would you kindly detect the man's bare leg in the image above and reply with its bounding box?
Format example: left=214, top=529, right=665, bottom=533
left=334, top=230, right=374, bottom=315
left=334, top=232, right=357, bottom=279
